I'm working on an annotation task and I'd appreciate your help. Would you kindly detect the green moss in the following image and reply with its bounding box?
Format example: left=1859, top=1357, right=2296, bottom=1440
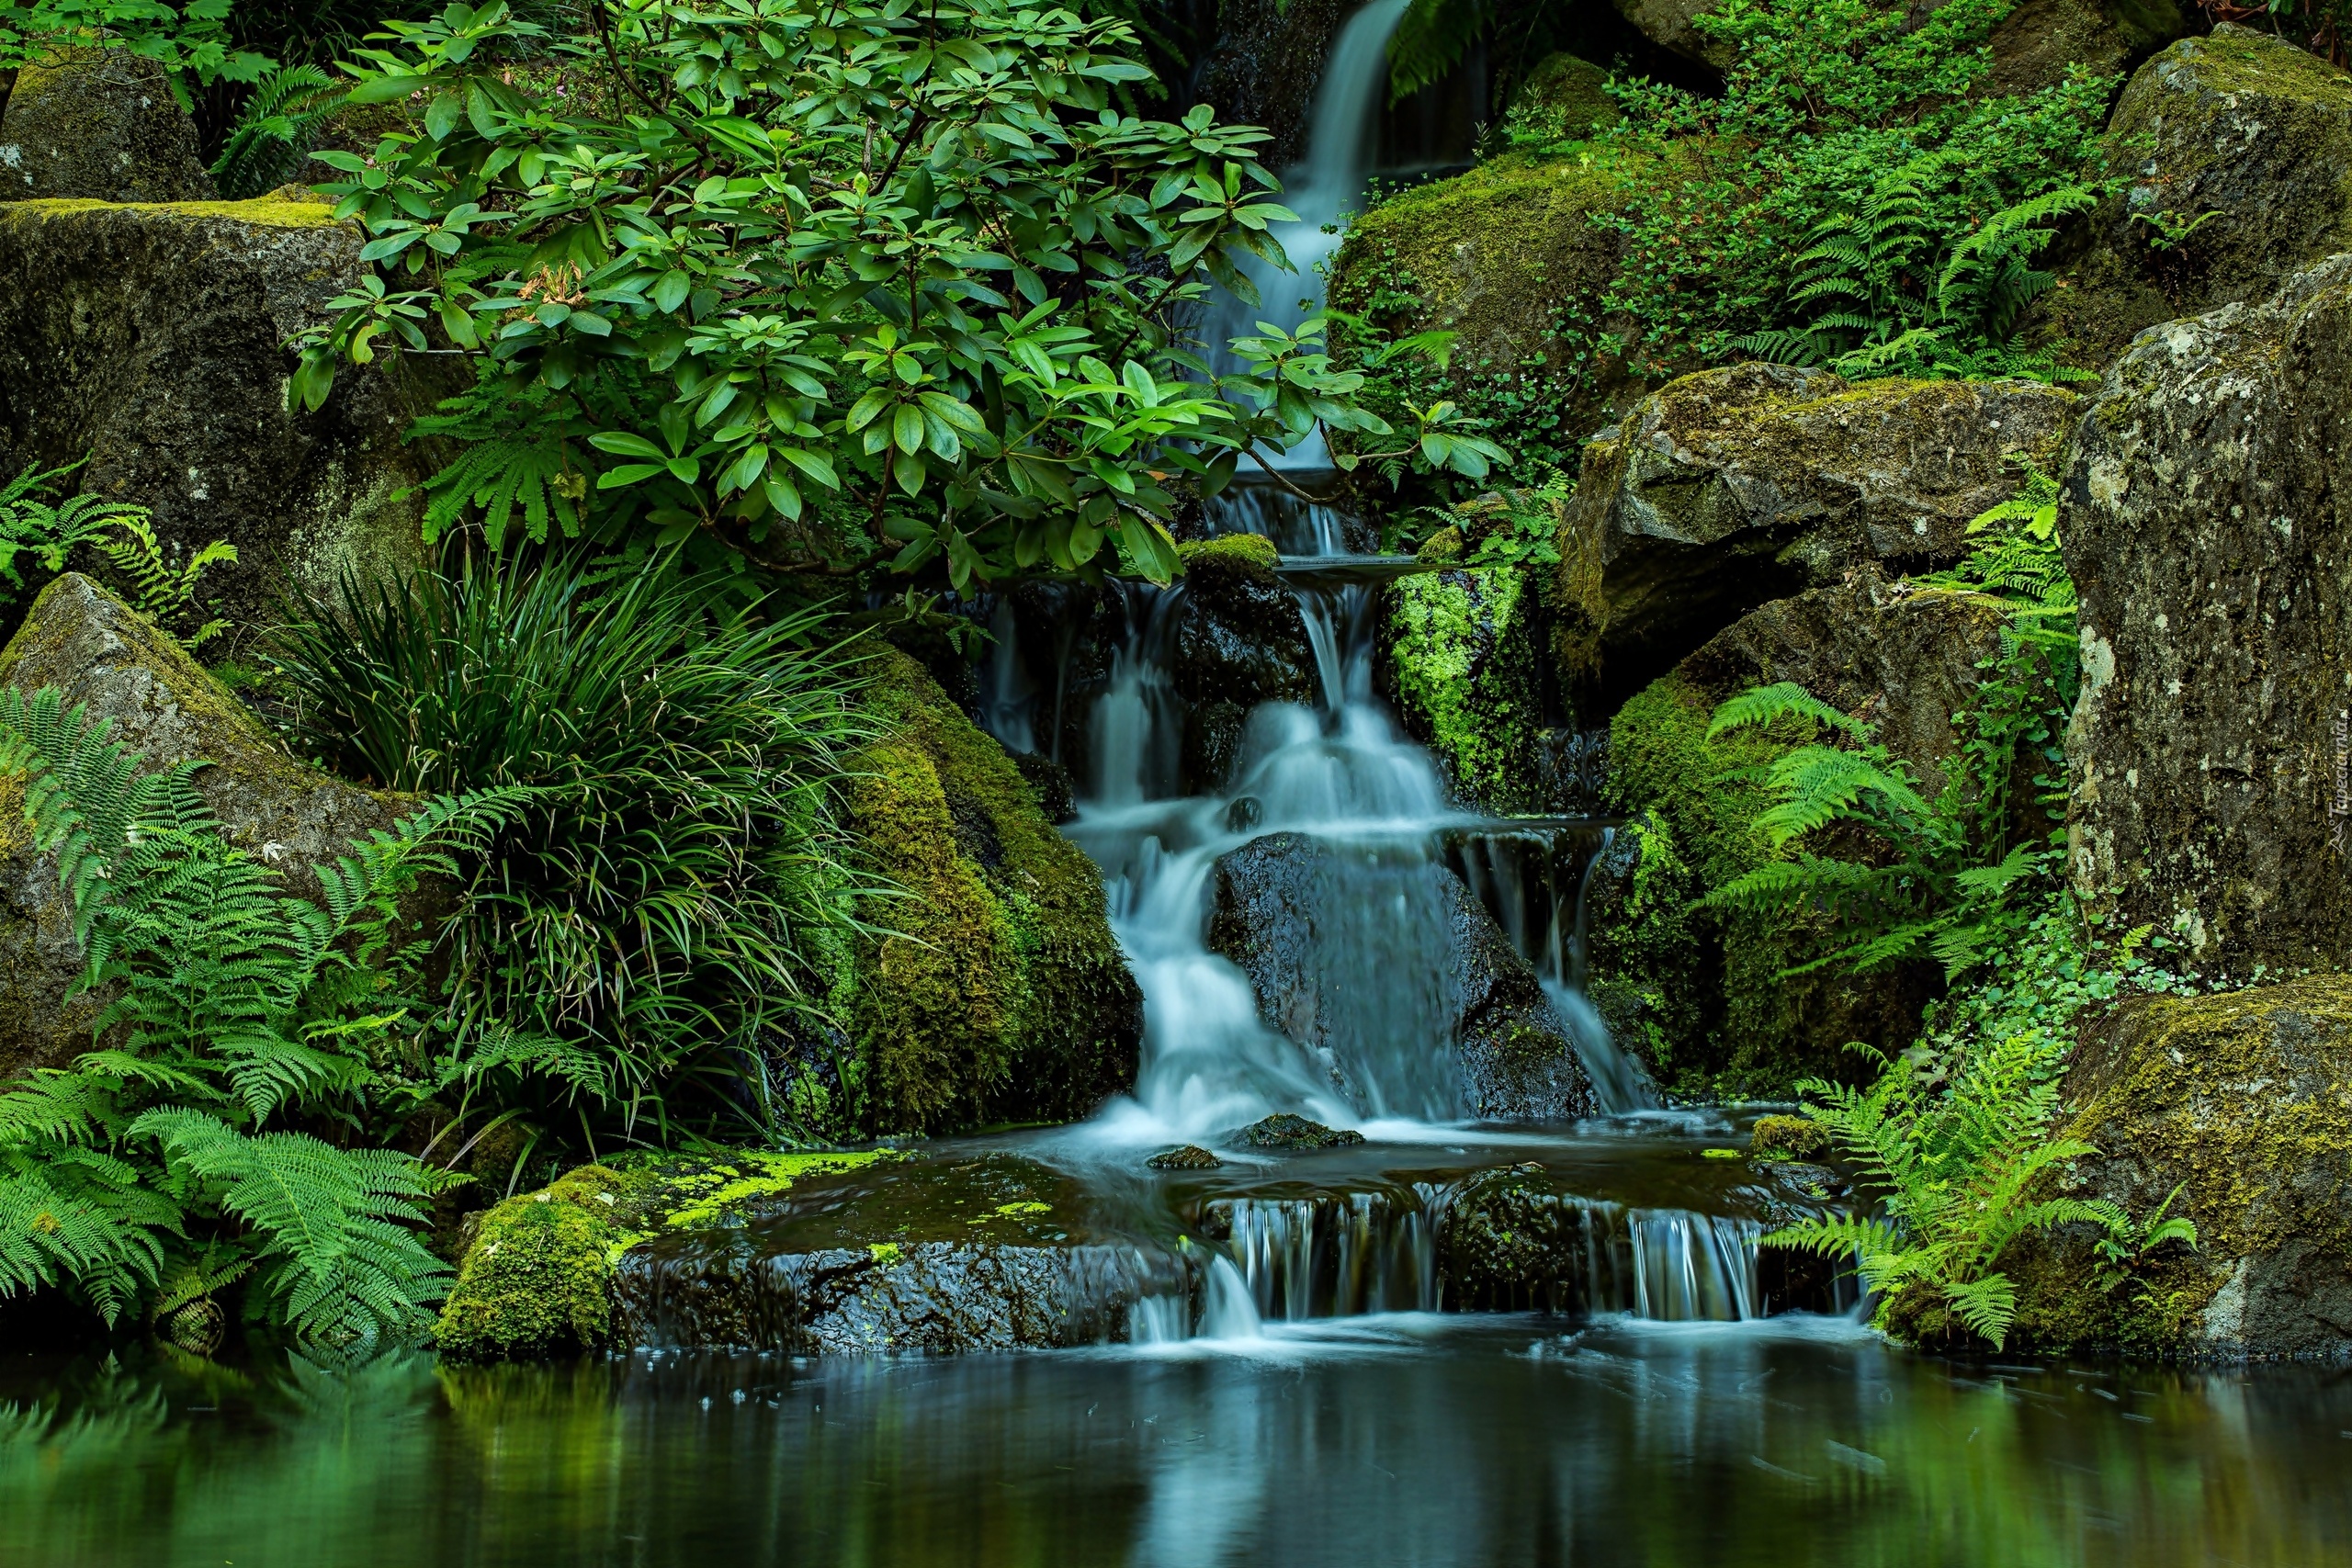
left=0, top=196, right=348, bottom=229
left=1177, top=533, right=1280, bottom=572
left=2004, top=977, right=2352, bottom=1352
left=1510, top=52, right=1622, bottom=141
left=1387, top=566, right=1542, bottom=809
left=435, top=1149, right=894, bottom=1360
left=841, top=649, right=1137, bottom=1134
left=1750, top=1114, right=1828, bottom=1161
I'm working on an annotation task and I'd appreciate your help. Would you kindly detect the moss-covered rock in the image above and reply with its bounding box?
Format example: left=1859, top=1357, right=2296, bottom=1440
left=840, top=648, right=1140, bottom=1134
left=0, top=194, right=447, bottom=632
left=1749, top=1114, right=1827, bottom=1162
left=2032, top=25, right=2352, bottom=370
left=0, top=49, right=214, bottom=203
left=1384, top=565, right=1547, bottom=810
left=1555, top=363, right=2079, bottom=713
left=1328, top=141, right=1673, bottom=435
left=2000, top=977, right=2352, bottom=1359
left=0, top=574, right=424, bottom=1082
left=1509, top=51, right=1624, bottom=138
left=435, top=1151, right=890, bottom=1360
left=1983, top=0, right=2188, bottom=96
left=2064, top=254, right=2352, bottom=975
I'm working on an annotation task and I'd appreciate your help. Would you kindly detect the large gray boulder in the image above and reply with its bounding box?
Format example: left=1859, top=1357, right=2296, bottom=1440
left=0, top=50, right=214, bottom=203
left=2064, top=254, right=2352, bottom=975
left=0, top=195, right=444, bottom=636
left=1555, top=363, right=2080, bottom=711
left=0, top=574, right=420, bottom=1082
left=1204, top=830, right=1598, bottom=1122
left=2035, top=26, right=2352, bottom=369
left=1999, top=977, right=2352, bottom=1359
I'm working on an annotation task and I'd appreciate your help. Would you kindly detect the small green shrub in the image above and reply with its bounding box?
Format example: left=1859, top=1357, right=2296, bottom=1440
left=271, top=552, right=877, bottom=1143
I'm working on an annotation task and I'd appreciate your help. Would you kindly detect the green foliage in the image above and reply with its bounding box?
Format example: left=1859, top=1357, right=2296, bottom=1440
left=0, top=465, right=234, bottom=647
left=289, top=0, right=1496, bottom=591
left=0, top=0, right=269, bottom=88
left=270, top=551, right=877, bottom=1143
left=209, top=62, right=343, bottom=199
left=1594, top=0, right=2112, bottom=373
left=0, top=686, right=537, bottom=1344
left=1734, top=164, right=2099, bottom=381
left=1761, top=1032, right=2124, bottom=1348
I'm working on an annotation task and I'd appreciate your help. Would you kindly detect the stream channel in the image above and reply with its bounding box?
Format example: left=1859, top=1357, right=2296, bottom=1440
left=3, top=9, right=2350, bottom=1566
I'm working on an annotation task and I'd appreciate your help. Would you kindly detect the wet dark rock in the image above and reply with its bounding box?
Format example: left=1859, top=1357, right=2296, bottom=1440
left=1997, top=978, right=2352, bottom=1359
left=1193, top=0, right=1350, bottom=166
left=1555, top=364, right=2079, bottom=713
left=612, top=1152, right=1182, bottom=1354
left=1009, top=749, right=1077, bottom=826
left=1235, top=1113, right=1364, bottom=1150
left=1171, top=536, right=1317, bottom=713
left=1148, top=1145, right=1227, bottom=1169
left=2033, top=26, right=2352, bottom=371
left=2063, top=254, right=2352, bottom=974
left=0, top=194, right=448, bottom=632
left=1224, top=795, right=1263, bottom=832
left=1205, top=832, right=1598, bottom=1122
left=0, top=575, right=424, bottom=1083
left=0, top=49, right=215, bottom=202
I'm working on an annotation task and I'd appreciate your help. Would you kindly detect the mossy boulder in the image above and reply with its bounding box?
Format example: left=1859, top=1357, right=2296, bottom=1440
left=1983, top=0, right=2188, bottom=96
left=0, top=50, right=214, bottom=203
left=0, top=195, right=447, bottom=633
left=1172, top=533, right=1317, bottom=790
left=2064, top=254, right=2352, bottom=976
left=1509, top=52, right=1623, bottom=139
left=1555, top=363, right=2080, bottom=714
left=2033, top=25, right=2352, bottom=370
left=1328, top=141, right=1674, bottom=438
left=610, top=1150, right=1178, bottom=1353
left=435, top=1151, right=891, bottom=1360
left=1383, top=564, right=1549, bottom=810
left=840, top=649, right=1141, bottom=1134
left=0, top=574, right=422, bottom=1082
left=1205, top=831, right=1597, bottom=1121
left=2000, top=977, right=2352, bottom=1359
left=1748, top=1114, right=1828, bottom=1162
left=1589, top=575, right=1979, bottom=1096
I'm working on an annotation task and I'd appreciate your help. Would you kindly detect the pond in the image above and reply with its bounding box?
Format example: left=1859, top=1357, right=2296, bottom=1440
left=6, top=1314, right=2347, bottom=1567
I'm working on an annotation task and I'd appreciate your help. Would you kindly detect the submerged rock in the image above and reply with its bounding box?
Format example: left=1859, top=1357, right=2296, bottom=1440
left=0, top=574, right=422, bottom=1082
left=1999, top=978, right=2352, bottom=1359
left=1555, top=364, right=2079, bottom=712
left=1148, top=1144, right=1226, bottom=1169
left=1205, top=832, right=1598, bottom=1122
left=610, top=1152, right=1180, bottom=1355
left=1234, top=1114, right=1364, bottom=1150
left=0, top=195, right=445, bottom=630
left=2035, top=26, right=2352, bottom=370
left=0, top=50, right=215, bottom=202
left=2064, top=254, right=2352, bottom=974
left=840, top=649, right=1142, bottom=1134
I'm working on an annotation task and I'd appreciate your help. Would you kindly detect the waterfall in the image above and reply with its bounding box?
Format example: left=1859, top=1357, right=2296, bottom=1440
left=1206, top=0, right=1412, bottom=470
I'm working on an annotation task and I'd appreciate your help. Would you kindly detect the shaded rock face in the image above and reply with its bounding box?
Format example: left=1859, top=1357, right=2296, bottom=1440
left=1383, top=563, right=1555, bottom=811
left=842, top=649, right=1143, bottom=1134
left=1983, top=0, right=2188, bottom=96
left=1193, top=0, right=1350, bottom=168
left=2063, top=255, right=2352, bottom=974
left=0, top=51, right=215, bottom=203
left=613, top=1154, right=1179, bottom=1354
left=0, top=197, right=444, bottom=635
left=2034, top=26, right=2352, bottom=370
left=1204, top=831, right=1597, bottom=1122
left=1588, top=572, right=2004, bottom=1096
left=0, top=574, right=419, bottom=1082
left=2005, top=978, right=2352, bottom=1359
left=1555, top=364, right=2080, bottom=713
left=1171, top=537, right=1317, bottom=794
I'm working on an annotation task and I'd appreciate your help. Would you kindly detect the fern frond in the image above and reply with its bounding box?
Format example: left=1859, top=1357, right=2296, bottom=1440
left=1707, top=682, right=1869, bottom=741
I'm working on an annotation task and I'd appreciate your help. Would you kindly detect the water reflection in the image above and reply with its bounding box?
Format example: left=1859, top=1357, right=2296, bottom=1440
left=4, top=1323, right=2347, bottom=1566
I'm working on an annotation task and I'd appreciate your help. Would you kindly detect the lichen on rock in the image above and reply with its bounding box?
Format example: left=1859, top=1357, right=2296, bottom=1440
left=1999, top=976, right=2352, bottom=1359
left=839, top=648, right=1141, bottom=1134
left=0, top=49, right=215, bottom=203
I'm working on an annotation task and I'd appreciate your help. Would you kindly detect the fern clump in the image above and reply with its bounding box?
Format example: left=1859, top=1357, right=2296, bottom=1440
left=0, top=687, right=537, bottom=1346
left=0, top=463, right=236, bottom=647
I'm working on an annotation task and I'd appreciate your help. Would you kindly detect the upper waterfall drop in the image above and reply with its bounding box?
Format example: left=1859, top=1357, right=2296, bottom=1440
left=1206, top=0, right=1413, bottom=471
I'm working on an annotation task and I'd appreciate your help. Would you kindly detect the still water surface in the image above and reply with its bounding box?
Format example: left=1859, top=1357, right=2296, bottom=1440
left=4, top=1315, right=2346, bottom=1568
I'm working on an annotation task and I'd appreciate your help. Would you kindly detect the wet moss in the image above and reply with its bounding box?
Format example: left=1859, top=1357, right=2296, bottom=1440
left=1176, top=533, right=1280, bottom=572
left=1749, top=1114, right=1828, bottom=1161
left=435, top=1151, right=891, bottom=1361
left=0, top=196, right=347, bottom=229
left=1387, top=566, right=1539, bottom=807
left=841, top=649, right=1140, bottom=1134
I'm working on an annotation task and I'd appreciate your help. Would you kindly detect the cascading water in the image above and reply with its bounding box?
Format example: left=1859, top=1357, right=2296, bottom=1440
left=1204, top=0, right=1411, bottom=469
